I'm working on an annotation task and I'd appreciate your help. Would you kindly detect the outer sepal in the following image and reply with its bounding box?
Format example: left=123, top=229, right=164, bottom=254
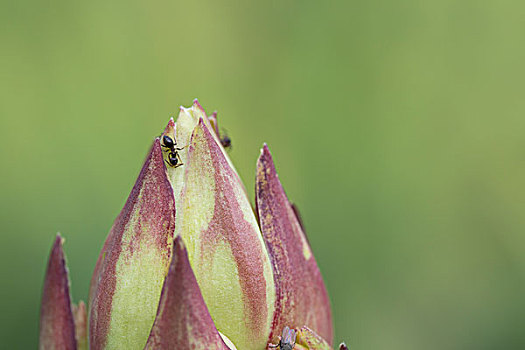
left=176, top=119, right=275, bottom=350
left=256, top=144, right=333, bottom=345
left=39, top=234, right=77, bottom=350
left=145, top=236, right=231, bottom=350
left=89, top=138, right=176, bottom=349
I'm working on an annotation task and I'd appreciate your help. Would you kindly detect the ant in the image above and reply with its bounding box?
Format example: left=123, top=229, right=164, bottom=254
left=220, top=134, right=232, bottom=149
left=161, top=135, right=184, bottom=168
left=268, top=326, right=296, bottom=350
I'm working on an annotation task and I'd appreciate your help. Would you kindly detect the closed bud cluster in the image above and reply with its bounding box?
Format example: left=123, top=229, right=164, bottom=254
left=39, top=100, right=344, bottom=350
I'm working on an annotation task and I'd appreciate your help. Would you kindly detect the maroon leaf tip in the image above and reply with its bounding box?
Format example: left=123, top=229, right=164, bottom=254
left=145, top=236, right=230, bottom=350
left=163, top=118, right=176, bottom=135
left=193, top=99, right=207, bottom=116
left=256, top=145, right=333, bottom=345
left=39, top=234, right=77, bottom=350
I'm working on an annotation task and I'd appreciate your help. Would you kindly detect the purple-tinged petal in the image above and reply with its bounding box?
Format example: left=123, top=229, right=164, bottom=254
left=160, top=116, right=190, bottom=219
left=175, top=119, right=275, bottom=350
left=164, top=103, right=240, bottom=209
left=89, top=138, right=176, bottom=349
left=72, top=301, right=87, bottom=350
left=39, top=234, right=77, bottom=350
left=191, top=98, right=208, bottom=120
left=256, top=144, right=333, bottom=345
left=339, top=343, right=349, bottom=350
left=295, top=327, right=332, bottom=350
left=145, top=236, right=231, bottom=350
left=208, top=111, right=220, bottom=138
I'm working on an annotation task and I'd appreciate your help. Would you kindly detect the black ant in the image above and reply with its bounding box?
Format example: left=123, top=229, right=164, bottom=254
left=220, top=134, right=232, bottom=149
left=161, top=135, right=184, bottom=168
left=268, top=326, right=296, bottom=350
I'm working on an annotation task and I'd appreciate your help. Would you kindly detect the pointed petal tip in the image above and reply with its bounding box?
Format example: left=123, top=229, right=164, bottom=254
left=53, top=233, right=63, bottom=248
left=258, top=144, right=273, bottom=167
left=152, top=137, right=163, bottom=153
left=191, top=99, right=207, bottom=115
left=40, top=235, right=76, bottom=350
left=195, top=117, right=210, bottom=136
left=260, top=142, right=274, bottom=159
left=193, top=98, right=205, bottom=111
left=48, top=233, right=66, bottom=272
left=178, top=105, right=191, bottom=118
left=256, top=145, right=333, bottom=343
left=172, top=234, right=184, bottom=252
left=162, top=118, right=176, bottom=136
left=145, top=235, right=229, bottom=350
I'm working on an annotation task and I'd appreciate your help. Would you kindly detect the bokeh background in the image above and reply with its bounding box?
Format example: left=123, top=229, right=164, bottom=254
left=2, top=0, right=525, bottom=349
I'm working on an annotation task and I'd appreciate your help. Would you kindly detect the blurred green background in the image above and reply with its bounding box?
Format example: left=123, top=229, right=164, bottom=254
left=2, top=0, right=525, bottom=348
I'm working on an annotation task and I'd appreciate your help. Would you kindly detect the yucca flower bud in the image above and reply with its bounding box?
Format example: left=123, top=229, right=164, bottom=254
left=39, top=100, right=342, bottom=349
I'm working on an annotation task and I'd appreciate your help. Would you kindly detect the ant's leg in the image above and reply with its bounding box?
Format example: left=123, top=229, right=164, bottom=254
left=175, top=152, right=184, bottom=167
